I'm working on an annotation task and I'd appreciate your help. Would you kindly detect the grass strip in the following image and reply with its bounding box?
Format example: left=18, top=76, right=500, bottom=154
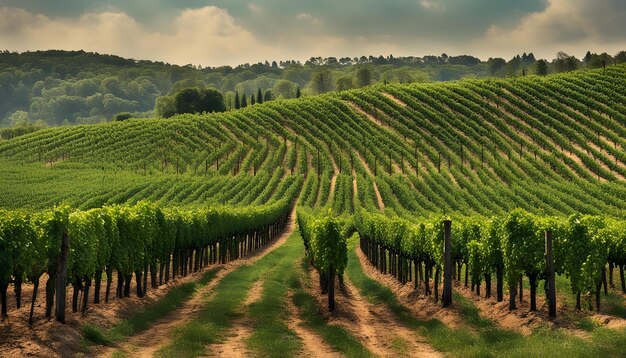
left=156, top=232, right=300, bottom=357
left=244, top=231, right=303, bottom=357
left=83, top=267, right=221, bottom=345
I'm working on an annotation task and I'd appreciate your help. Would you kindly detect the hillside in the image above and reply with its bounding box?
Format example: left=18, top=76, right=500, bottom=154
left=1, top=64, right=626, bottom=217
left=2, top=63, right=626, bottom=358
left=4, top=49, right=621, bottom=128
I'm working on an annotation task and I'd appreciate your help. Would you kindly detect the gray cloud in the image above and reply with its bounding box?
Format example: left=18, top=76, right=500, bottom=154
left=0, top=1, right=624, bottom=66
left=479, top=0, right=626, bottom=58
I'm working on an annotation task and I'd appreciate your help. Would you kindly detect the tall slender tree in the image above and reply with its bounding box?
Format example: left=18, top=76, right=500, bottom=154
left=234, top=91, right=240, bottom=109
left=250, top=94, right=256, bottom=105
left=296, top=86, right=301, bottom=98
left=257, top=88, right=263, bottom=104
left=241, top=93, right=247, bottom=108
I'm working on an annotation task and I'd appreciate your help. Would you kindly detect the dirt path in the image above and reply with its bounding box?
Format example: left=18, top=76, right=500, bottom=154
left=338, top=276, right=441, bottom=357
left=101, top=208, right=298, bottom=358
left=286, top=290, right=342, bottom=358
left=354, top=247, right=462, bottom=329
left=206, top=280, right=265, bottom=357
left=345, top=101, right=388, bottom=129
left=307, top=266, right=440, bottom=357
left=382, top=92, right=407, bottom=107
left=329, top=172, right=338, bottom=202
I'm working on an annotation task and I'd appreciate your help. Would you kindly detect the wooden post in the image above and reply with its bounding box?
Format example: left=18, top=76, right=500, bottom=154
left=546, top=230, right=556, bottom=318
left=55, top=230, right=70, bottom=323
left=443, top=220, right=453, bottom=308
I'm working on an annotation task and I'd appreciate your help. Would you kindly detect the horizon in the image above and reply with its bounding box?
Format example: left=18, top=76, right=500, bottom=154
left=1, top=1, right=625, bottom=67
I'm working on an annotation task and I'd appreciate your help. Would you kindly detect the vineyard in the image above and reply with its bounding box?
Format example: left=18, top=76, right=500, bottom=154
left=1, top=64, right=626, bottom=357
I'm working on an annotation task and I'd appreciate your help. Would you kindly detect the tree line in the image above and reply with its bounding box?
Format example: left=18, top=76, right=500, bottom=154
left=1, top=49, right=625, bottom=128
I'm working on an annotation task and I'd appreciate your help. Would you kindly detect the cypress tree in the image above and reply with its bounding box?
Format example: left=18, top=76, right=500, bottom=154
left=296, top=86, right=301, bottom=98
left=241, top=93, right=247, bottom=108
left=257, top=88, right=263, bottom=104
left=250, top=94, right=256, bottom=105
left=234, top=91, right=240, bottom=109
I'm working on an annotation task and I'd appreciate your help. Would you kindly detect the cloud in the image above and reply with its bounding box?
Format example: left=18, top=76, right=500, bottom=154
left=1, top=1, right=625, bottom=66
left=419, top=0, right=446, bottom=12
left=477, top=0, right=626, bottom=58
left=0, top=6, right=398, bottom=66
left=247, top=3, right=263, bottom=14
left=0, top=6, right=276, bottom=66
left=296, top=12, right=322, bottom=25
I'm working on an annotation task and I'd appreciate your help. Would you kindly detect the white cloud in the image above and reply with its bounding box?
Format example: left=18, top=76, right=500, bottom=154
left=296, top=12, right=322, bottom=25
left=0, top=6, right=399, bottom=66
left=476, top=0, right=626, bottom=58
left=0, top=6, right=277, bottom=66
left=419, top=0, right=446, bottom=12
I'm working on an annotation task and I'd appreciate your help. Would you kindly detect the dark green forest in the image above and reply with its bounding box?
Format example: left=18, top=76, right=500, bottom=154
left=1, top=49, right=624, bottom=132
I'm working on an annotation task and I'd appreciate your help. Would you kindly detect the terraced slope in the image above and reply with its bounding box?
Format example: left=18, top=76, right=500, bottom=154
left=1, top=65, right=625, bottom=217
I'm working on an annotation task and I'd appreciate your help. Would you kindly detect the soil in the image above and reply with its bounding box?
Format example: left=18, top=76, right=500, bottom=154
left=455, top=279, right=626, bottom=337
left=103, top=208, right=298, bottom=357
left=285, top=290, right=342, bottom=358
left=353, top=247, right=462, bottom=329
left=345, top=101, right=387, bottom=129
left=381, top=92, right=408, bottom=107
left=307, top=265, right=441, bottom=357
left=0, top=269, right=206, bottom=358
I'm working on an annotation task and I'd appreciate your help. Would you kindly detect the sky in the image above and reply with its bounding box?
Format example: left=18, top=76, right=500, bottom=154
left=0, top=0, right=625, bottom=67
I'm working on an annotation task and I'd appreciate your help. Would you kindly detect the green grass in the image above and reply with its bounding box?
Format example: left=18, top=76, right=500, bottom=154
left=83, top=324, right=113, bottom=345
left=157, top=230, right=375, bottom=358
left=346, top=234, right=626, bottom=357
left=83, top=267, right=220, bottom=345
left=156, top=232, right=303, bottom=357
left=245, top=232, right=303, bottom=357
left=390, top=337, right=410, bottom=355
